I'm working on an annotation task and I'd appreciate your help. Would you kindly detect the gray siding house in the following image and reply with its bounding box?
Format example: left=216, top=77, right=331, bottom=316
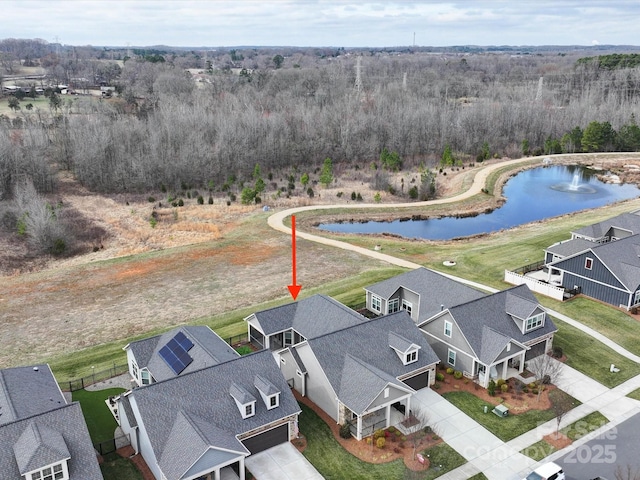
left=117, top=349, right=300, bottom=480
left=277, top=311, right=439, bottom=440
left=419, top=284, right=557, bottom=388
left=364, top=267, right=485, bottom=323
left=0, top=365, right=103, bottom=480
left=123, top=325, right=239, bottom=387
left=546, top=234, right=640, bottom=309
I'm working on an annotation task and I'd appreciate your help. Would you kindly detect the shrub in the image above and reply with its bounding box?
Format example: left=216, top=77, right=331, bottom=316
left=496, top=378, right=506, bottom=388
left=336, top=191, right=343, bottom=198
left=436, top=372, right=444, bottom=382
left=501, top=383, right=509, bottom=393
left=149, top=217, right=157, bottom=228
left=208, top=196, right=214, bottom=204
left=235, top=346, right=253, bottom=355
left=197, top=195, right=204, bottom=205
left=542, top=374, right=551, bottom=385
left=433, top=383, right=440, bottom=390
left=148, top=196, right=156, bottom=203
left=351, top=191, right=357, bottom=200
left=51, top=238, right=66, bottom=255
left=446, top=367, right=454, bottom=375
left=532, top=388, right=539, bottom=395
left=552, top=346, right=563, bottom=358
left=307, top=187, right=314, bottom=198
left=488, top=380, right=496, bottom=396
left=394, top=447, right=400, bottom=454
left=339, top=423, right=352, bottom=439
left=356, top=193, right=363, bottom=201
left=408, top=186, right=419, bottom=199
left=453, top=370, right=463, bottom=379
left=177, top=199, right=184, bottom=207
left=366, top=437, right=372, bottom=445
left=376, top=437, right=385, bottom=449
left=522, top=387, right=529, bottom=393
left=373, top=429, right=385, bottom=440
left=226, top=200, right=231, bottom=206
left=528, top=382, right=537, bottom=389
left=374, top=192, right=381, bottom=203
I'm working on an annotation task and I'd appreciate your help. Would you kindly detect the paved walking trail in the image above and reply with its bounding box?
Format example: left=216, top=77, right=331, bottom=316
left=267, top=153, right=640, bottom=479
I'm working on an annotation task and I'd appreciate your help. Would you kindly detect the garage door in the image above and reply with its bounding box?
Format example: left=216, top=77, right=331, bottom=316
left=242, top=423, right=289, bottom=455
left=403, top=371, right=429, bottom=390
left=525, top=341, right=547, bottom=361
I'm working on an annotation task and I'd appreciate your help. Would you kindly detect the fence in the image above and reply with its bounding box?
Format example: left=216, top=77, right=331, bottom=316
left=60, top=363, right=129, bottom=392
left=504, top=270, right=565, bottom=301
left=95, top=433, right=130, bottom=456
left=513, top=260, right=546, bottom=275
left=225, top=334, right=249, bottom=346
left=347, top=417, right=388, bottom=439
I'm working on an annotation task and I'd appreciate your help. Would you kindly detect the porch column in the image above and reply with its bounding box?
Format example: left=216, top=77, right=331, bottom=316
left=239, top=457, right=245, bottom=480
left=501, top=361, right=508, bottom=379
left=519, top=352, right=525, bottom=373
left=385, top=404, right=391, bottom=428
left=406, top=395, right=411, bottom=418
left=214, top=468, right=220, bottom=480
left=357, top=415, right=363, bottom=441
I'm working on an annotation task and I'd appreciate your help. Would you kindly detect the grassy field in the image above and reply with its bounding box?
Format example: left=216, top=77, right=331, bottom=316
left=72, top=388, right=125, bottom=443
left=552, top=320, right=640, bottom=388
left=441, top=389, right=579, bottom=442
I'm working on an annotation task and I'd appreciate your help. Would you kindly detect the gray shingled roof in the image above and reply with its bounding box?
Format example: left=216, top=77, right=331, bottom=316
left=572, top=211, right=640, bottom=240
left=447, top=285, right=557, bottom=364
left=307, top=311, right=439, bottom=415
left=125, top=349, right=300, bottom=480
left=118, top=392, right=137, bottom=428
left=13, top=422, right=70, bottom=474
left=365, top=267, right=486, bottom=321
left=250, top=294, right=366, bottom=338
left=0, top=365, right=66, bottom=425
left=545, top=238, right=595, bottom=258
left=587, top=234, right=640, bottom=291
left=0, top=403, right=103, bottom=480
left=127, top=326, right=239, bottom=382
left=388, top=332, right=417, bottom=354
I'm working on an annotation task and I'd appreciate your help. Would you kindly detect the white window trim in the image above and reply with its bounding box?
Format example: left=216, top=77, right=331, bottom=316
left=404, top=350, right=418, bottom=365
left=371, top=294, right=382, bottom=313
left=402, top=299, right=413, bottom=315
left=268, top=393, right=280, bottom=409
left=388, top=298, right=400, bottom=314
left=585, top=257, right=593, bottom=270
left=283, top=330, right=293, bottom=347
left=244, top=402, right=255, bottom=418
left=29, top=462, right=68, bottom=480
left=447, top=348, right=456, bottom=367
left=525, top=313, right=544, bottom=332
left=444, top=320, right=452, bottom=338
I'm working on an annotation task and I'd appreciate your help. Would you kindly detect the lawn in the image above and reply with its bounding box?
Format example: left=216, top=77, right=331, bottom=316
left=552, top=320, right=640, bottom=388
left=100, top=455, right=144, bottom=480
left=627, top=388, right=640, bottom=401
left=441, top=389, right=579, bottom=442
left=298, top=402, right=466, bottom=479
left=539, top=296, right=640, bottom=357
left=521, top=411, right=609, bottom=461
left=72, top=388, right=125, bottom=444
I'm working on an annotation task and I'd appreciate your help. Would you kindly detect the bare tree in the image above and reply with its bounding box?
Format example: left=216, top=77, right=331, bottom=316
left=527, top=354, right=563, bottom=402
left=403, top=406, right=434, bottom=460
left=551, top=391, right=574, bottom=437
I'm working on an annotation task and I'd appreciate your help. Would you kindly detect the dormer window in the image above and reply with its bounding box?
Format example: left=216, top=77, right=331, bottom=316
left=388, top=298, right=399, bottom=313
left=405, top=350, right=417, bottom=364
left=254, top=375, right=280, bottom=410
left=525, top=313, right=544, bottom=332
left=230, top=383, right=256, bottom=419
left=30, top=463, right=68, bottom=480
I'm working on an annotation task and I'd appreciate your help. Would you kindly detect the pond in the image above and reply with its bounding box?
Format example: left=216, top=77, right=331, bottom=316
left=317, top=165, right=640, bottom=240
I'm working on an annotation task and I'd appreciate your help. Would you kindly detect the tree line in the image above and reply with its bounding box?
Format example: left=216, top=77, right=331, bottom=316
left=2, top=46, right=640, bottom=197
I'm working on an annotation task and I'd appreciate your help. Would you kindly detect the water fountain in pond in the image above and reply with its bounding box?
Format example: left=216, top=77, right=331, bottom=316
left=550, top=171, right=597, bottom=194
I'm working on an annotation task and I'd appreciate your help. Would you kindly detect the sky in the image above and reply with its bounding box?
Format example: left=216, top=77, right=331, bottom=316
left=3, top=0, right=640, bottom=48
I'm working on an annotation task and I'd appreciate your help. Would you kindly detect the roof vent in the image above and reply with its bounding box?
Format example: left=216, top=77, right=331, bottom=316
left=33, top=367, right=39, bottom=372
left=440, top=304, right=444, bottom=311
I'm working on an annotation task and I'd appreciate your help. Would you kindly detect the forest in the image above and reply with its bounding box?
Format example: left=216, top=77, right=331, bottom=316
left=2, top=40, right=640, bottom=199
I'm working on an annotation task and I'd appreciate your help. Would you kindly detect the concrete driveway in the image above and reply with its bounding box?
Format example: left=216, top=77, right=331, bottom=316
left=245, top=442, right=323, bottom=480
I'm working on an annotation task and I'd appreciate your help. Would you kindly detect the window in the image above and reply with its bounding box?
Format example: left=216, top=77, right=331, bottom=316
left=525, top=313, right=544, bottom=331
left=245, top=403, right=254, bottom=417
left=371, top=294, right=381, bottom=313
left=31, top=463, right=66, bottom=480
left=447, top=349, right=456, bottom=367
left=131, top=360, right=139, bottom=382
left=405, top=350, right=417, bottom=364
left=585, top=257, right=593, bottom=270
left=269, top=395, right=278, bottom=408
left=140, top=370, right=151, bottom=385
left=402, top=300, right=413, bottom=316
left=634, top=289, right=640, bottom=306
left=388, top=298, right=399, bottom=313
left=283, top=330, right=293, bottom=347
left=444, top=321, right=452, bottom=338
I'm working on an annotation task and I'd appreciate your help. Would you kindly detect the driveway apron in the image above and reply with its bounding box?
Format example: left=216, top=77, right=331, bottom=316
left=245, top=442, right=323, bottom=480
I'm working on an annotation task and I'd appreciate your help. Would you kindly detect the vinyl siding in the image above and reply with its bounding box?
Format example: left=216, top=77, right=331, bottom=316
left=562, top=272, right=631, bottom=308
left=556, top=252, right=625, bottom=290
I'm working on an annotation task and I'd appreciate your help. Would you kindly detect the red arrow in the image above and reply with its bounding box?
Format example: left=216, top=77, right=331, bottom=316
left=287, top=215, right=302, bottom=300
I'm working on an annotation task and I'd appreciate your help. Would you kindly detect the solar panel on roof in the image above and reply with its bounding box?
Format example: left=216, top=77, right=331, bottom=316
left=158, top=334, right=194, bottom=375
left=174, top=331, right=194, bottom=351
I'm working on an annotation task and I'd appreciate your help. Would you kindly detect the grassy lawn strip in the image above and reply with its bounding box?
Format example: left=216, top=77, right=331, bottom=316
left=441, top=390, right=578, bottom=442
left=521, top=411, right=609, bottom=461
left=50, top=266, right=405, bottom=382
left=100, top=455, right=144, bottom=480
left=72, top=388, right=125, bottom=444
left=552, top=320, right=640, bottom=388
left=627, top=388, right=640, bottom=401
left=298, top=402, right=466, bottom=479
left=539, top=296, right=640, bottom=357
left=468, top=473, right=489, bottom=480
